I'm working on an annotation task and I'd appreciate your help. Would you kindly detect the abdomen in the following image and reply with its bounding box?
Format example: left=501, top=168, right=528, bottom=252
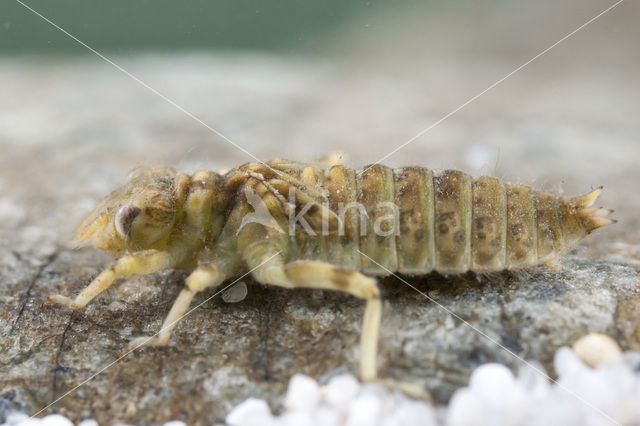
left=316, top=165, right=578, bottom=275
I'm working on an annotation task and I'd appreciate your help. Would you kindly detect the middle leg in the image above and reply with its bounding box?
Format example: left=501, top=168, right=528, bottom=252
left=126, top=250, right=242, bottom=351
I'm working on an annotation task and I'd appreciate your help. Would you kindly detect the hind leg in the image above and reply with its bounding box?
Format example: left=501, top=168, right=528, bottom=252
left=242, top=242, right=381, bottom=381
left=282, top=260, right=381, bottom=381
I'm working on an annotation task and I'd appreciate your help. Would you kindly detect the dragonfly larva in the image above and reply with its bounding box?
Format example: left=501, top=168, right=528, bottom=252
left=43, top=159, right=615, bottom=383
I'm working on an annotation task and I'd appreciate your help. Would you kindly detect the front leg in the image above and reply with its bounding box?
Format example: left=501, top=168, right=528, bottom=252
left=42, top=250, right=175, bottom=309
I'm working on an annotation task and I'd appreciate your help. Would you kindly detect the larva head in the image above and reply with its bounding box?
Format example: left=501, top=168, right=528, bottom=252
left=559, top=187, right=616, bottom=246
left=73, top=167, right=188, bottom=253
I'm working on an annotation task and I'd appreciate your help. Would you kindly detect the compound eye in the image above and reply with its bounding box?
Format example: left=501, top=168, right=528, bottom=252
left=115, top=204, right=142, bottom=239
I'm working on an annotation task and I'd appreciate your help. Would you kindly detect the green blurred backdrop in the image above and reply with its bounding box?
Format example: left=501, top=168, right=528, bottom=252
left=1, top=0, right=415, bottom=53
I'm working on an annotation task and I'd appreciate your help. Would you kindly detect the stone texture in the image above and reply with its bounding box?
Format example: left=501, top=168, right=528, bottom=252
left=1, top=0, right=639, bottom=424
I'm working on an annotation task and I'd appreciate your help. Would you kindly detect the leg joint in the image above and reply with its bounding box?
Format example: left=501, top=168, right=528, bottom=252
left=186, top=265, right=220, bottom=292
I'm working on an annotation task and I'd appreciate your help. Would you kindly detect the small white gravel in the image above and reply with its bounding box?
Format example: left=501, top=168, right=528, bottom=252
left=4, top=342, right=640, bottom=426
left=572, top=333, right=622, bottom=368
left=285, top=374, right=321, bottom=411
left=226, top=344, right=640, bottom=426
left=0, top=415, right=185, bottom=426
left=325, top=373, right=360, bottom=409
left=226, top=398, right=273, bottom=426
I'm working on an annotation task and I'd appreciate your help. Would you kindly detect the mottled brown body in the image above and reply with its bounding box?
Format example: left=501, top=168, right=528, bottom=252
left=44, top=159, right=614, bottom=384
left=229, top=162, right=608, bottom=276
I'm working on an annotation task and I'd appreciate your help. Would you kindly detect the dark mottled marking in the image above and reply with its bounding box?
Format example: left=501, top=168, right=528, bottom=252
left=510, top=224, right=526, bottom=242
left=505, top=184, right=536, bottom=268
left=433, top=170, right=471, bottom=273
left=357, top=164, right=397, bottom=273
left=156, top=177, right=174, bottom=186
left=454, top=231, right=464, bottom=244
left=542, top=226, right=557, bottom=241
left=438, top=211, right=455, bottom=222
left=474, top=216, right=493, bottom=231
left=393, top=167, right=435, bottom=273
left=535, top=192, right=564, bottom=259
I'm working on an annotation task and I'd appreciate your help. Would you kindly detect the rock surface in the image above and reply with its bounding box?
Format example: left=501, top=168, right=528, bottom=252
left=1, top=0, right=639, bottom=424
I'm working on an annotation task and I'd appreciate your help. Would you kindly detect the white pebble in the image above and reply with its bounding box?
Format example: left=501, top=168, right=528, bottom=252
left=39, top=415, right=74, bottom=426
left=447, top=388, right=484, bottom=426
left=3, top=412, right=31, bottom=426
left=387, top=397, right=437, bottom=426
left=162, top=422, right=186, bottom=426
left=572, top=333, right=622, bottom=368
left=313, top=405, right=340, bottom=426
left=527, top=394, right=584, bottom=426
left=468, top=363, right=515, bottom=394
left=3, top=419, right=42, bottom=426
left=516, top=361, right=550, bottom=398
left=222, top=281, right=248, bottom=303
left=277, top=411, right=314, bottom=426
left=223, top=347, right=640, bottom=426
left=597, top=362, right=635, bottom=396
left=77, top=421, right=99, bottom=426
left=226, top=398, right=273, bottom=426
left=457, top=363, right=530, bottom=425
left=345, top=394, right=382, bottom=426
left=325, top=374, right=360, bottom=409
left=285, top=374, right=321, bottom=411
left=554, top=346, right=588, bottom=378
left=559, top=368, right=615, bottom=415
